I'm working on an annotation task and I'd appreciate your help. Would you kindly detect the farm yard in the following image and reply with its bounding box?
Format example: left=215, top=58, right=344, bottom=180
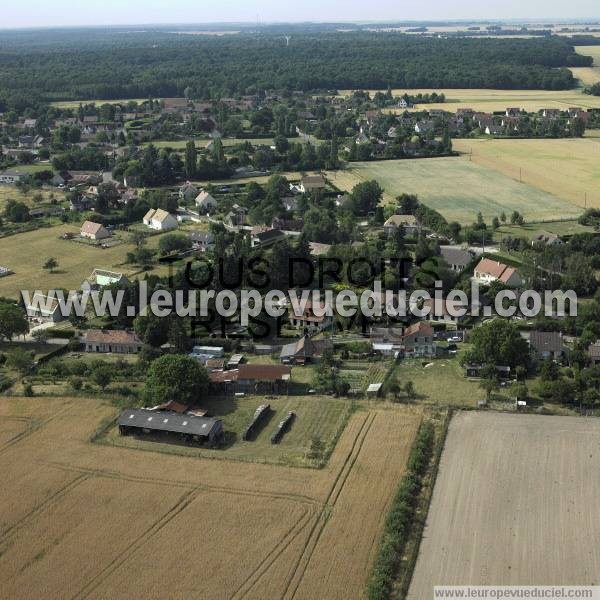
left=0, top=224, right=162, bottom=299
left=407, top=412, right=600, bottom=597
left=101, top=395, right=352, bottom=467
left=453, top=137, right=600, bottom=210
left=331, top=156, right=582, bottom=224
left=0, top=395, right=421, bottom=600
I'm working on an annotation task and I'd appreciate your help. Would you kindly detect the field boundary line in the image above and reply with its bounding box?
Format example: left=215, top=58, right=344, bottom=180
left=41, top=459, right=321, bottom=506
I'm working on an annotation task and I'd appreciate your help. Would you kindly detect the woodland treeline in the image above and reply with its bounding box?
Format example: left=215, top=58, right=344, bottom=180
left=0, top=30, right=591, bottom=110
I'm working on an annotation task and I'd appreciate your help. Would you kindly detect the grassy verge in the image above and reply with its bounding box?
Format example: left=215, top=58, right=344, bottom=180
left=366, top=410, right=449, bottom=600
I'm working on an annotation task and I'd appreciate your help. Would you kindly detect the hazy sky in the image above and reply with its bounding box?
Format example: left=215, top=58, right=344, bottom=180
left=1, top=0, right=599, bottom=29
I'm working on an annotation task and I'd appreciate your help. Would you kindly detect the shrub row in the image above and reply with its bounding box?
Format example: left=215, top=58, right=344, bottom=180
left=366, top=421, right=435, bottom=600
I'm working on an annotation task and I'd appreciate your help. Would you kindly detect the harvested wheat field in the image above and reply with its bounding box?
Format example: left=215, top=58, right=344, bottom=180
left=0, top=396, right=421, bottom=600
left=453, top=137, right=600, bottom=210
left=407, top=411, right=600, bottom=599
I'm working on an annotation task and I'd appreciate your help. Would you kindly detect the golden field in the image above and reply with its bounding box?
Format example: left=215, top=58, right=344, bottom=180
left=0, top=396, right=421, bottom=599
left=571, top=46, right=600, bottom=86
left=339, top=87, right=600, bottom=113
left=453, top=137, right=600, bottom=209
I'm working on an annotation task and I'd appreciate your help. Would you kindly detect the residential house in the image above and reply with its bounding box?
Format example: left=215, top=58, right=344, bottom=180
left=588, top=341, right=600, bottom=366
left=473, top=258, right=523, bottom=287
left=143, top=208, right=179, bottom=231
left=397, top=98, right=409, bottom=109
left=69, top=195, right=95, bottom=212
left=0, top=169, right=29, bottom=185
left=421, top=298, right=467, bottom=324
left=532, top=232, right=563, bottom=247
left=195, top=190, right=218, bottom=213
left=251, top=228, right=286, bottom=248
left=83, top=329, right=143, bottom=353
left=542, top=108, right=562, bottom=119
left=414, top=120, right=434, bottom=134
left=81, top=269, right=129, bottom=293
left=80, top=221, right=111, bottom=241
left=297, top=175, right=326, bottom=194
left=440, top=247, right=474, bottom=272
left=505, top=108, right=523, bottom=117
left=528, top=331, right=563, bottom=360
left=383, top=214, right=419, bottom=237
left=288, top=300, right=333, bottom=333
left=179, top=182, right=199, bottom=203
left=402, top=321, right=436, bottom=358
left=226, top=205, right=247, bottom=227
left=485, top=125, right=503, bottom=136
left=25, top=292, right=64, bottom=323
left=189, top=230, right=215, bottom=252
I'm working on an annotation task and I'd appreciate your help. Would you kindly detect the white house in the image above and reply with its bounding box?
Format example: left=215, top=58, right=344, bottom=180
left=383, top=214, right=419, bottom=237
left=473, top=258, right=522, bottom=287
left=143, top=208, right=179, bottom=231
left=80, top=221, right=111, bottom=241
left=195, top=190, right=218, bottom=212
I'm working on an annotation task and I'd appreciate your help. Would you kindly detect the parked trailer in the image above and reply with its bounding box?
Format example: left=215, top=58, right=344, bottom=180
left=271, top=411, right=296, bottom=444
left=242, top=404, right=271, bottom=441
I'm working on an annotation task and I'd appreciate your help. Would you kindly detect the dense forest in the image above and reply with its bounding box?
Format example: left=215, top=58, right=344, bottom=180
left=0, top=29, right=590, bottom=109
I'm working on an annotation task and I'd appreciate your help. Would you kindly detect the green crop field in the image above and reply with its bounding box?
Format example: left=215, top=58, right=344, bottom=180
left=333, top=156, right=582, bottom=224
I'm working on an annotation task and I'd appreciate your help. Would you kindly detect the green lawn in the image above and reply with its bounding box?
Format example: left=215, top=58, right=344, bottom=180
left=336, top=156, right=582, bottom=225
left=100, top=394, right=353, bottom=468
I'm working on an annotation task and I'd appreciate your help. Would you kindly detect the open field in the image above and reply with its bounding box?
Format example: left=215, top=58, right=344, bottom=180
left=453, top=137, right=600, bottom=209
left=0, top=395, right=421, bottom=600
left=50, top=98, right=149, bottom=109
left=0, top=224, right=162, bottom=299
left=338, top=88, right=600, bottom=112
left=571, top=46, right=600, bottom=86
left=0, top=185, right=65, bottom=212
left=408, top=412, right=600, bottom=597
left=494, top=219, right=594, bottom=241
left=330, top=156, right=582, bottom=224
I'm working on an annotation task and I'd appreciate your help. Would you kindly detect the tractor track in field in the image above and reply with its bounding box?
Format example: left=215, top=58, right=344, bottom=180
left=279, top=411, right=377, bottom=600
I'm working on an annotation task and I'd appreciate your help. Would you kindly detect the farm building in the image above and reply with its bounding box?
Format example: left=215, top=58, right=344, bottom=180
left=280, top=336, right=316, bottom=365
left=118, top=408, right=223, bottom=444
left=83, top=329, right=143, bottom=353
left=209, top=364, right=292, bottom=395
left=80, top=221, right=111, bottom=241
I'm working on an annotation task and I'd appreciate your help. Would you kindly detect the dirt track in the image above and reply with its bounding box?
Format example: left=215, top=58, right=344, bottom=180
left=408, top=411, right=600, bottom=598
